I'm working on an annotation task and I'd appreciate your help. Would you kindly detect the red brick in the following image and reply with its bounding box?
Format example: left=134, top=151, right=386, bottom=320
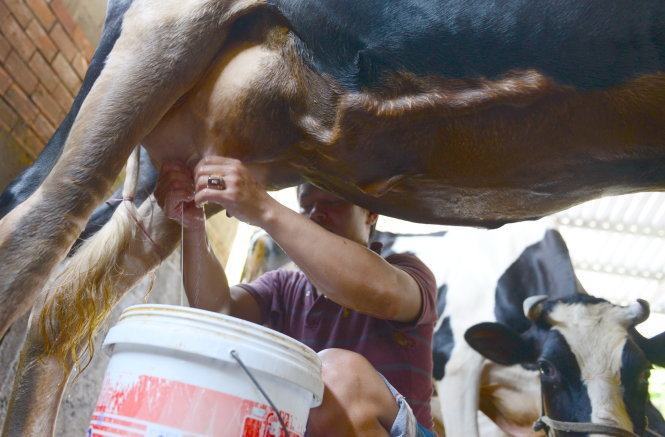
left=51, top=52, right=79, bottom=93
left=71, top=52, right=86, bottom=79
left=31, top=83, right=63, bottom=125
left=48, top=0, right=76, bottom=39
left=11, top=120, right=42, bottom=156
left=0, top=129, right=36, bottom=168
left=25, top=19, right=57, bottom=61
left=0, top=132, right=36, bottom=175
left=25, top=0, right=55, bottom=30
left=29, top=51, right=58, bottom=91
left=0, top=65, right=11, bottom=93
left=0, top=34, right=11, bottom=61
left=4, top=51, right=38, bottom=94
left=0, top=3, right=9, bottom=21
left=30, top=112, right=54, bottom=142
left=51, top=80, right=72, bottom=111
left=49, top=23, right=76, bottom=61
left=0, top=97, right=18, bottom=130
left=4, top=84, right=38, bottom=122
left=71, top=26, right=93, bottom=61
left=4, top=0, right=33, bottom=28
left=0, top=13, right=36, bottom=61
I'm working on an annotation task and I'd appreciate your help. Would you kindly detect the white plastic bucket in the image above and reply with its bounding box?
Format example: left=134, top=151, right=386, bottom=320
left=89, top=304, right=323, bottom=437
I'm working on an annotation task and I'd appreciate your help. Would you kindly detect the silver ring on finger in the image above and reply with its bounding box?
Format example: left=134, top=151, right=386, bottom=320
left=207, top=175, right=226, bottom=190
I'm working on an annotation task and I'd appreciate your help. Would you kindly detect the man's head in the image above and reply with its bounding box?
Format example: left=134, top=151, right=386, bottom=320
left=465, top=295, right=665, bottom=435
left=297, top=183, right=378, bottom=245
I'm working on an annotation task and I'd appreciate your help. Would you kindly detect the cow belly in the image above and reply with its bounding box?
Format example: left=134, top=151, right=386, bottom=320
left=146, top=8, right=665, bottom=226
left=293, top=72, right=665, bottom=226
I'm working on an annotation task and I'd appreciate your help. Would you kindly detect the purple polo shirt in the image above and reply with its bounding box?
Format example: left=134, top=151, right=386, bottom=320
left=237, top=251, right=437, bottom=428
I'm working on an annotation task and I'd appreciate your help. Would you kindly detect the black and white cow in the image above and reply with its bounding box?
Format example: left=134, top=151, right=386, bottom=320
left=379, top=220, right=579, bottom=436
left=466, top=290, right=665, bottom=436
left=379, top=223, right=665, bottom=437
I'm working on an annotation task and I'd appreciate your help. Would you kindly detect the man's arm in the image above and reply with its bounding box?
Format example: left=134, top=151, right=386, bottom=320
left=193, top=157, right=423, bottom=323
left=261, top=207, right=422, bottom=322
left=182, top=227, right=262, bottom=323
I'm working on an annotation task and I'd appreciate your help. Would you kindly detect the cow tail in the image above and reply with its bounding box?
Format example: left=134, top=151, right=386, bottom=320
left=38, top=146, right=144, bottom=372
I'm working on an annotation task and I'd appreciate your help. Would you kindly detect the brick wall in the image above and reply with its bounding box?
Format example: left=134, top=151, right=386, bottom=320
left=0, top=0, right=94, bottom=178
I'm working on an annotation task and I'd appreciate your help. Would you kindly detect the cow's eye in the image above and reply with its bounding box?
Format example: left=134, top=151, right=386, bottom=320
left=538, top=360, right=557, bottom=380
left=640, top=368, right=651, bottom=385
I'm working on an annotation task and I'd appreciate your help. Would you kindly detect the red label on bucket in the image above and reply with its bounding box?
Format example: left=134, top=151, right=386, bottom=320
left=89, top=374, right=301, bottom=437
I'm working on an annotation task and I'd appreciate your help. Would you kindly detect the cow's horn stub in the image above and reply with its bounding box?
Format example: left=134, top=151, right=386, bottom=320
left=523, top=295, right=549, bottom=321
left=623, top=299, right=650, bottom=326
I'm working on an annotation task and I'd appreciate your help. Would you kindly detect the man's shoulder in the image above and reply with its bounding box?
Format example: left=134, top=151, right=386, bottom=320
left=384, top=251, right=437, bottom=293
left=384, top=251, right=428, bottom=269
left=278, top=266, right=309, bottom=282
left=251, top=267, right=310, bottom=293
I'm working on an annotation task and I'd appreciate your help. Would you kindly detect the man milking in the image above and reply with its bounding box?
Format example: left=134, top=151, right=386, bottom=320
left=155, top=156, right=437, bottom=437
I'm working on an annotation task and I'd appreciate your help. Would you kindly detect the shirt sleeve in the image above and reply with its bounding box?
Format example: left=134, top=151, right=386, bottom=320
left=385, top=252, right=438, bottom=329
left=236, top=270, right=285, bottom=330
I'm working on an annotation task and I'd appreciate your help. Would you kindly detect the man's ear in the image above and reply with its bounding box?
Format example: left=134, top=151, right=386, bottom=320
left=465, top=322, right=536, bottom=366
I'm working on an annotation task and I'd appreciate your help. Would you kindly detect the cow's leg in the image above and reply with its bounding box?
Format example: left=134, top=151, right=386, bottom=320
left=0, top=0, right=264, bottom=338
left=0, top=0, right=157, bottom=257
left=438, top=346, right=484, bottom=437
left=0, top=0, right=134, bottom=218
left=2, top=194, right=180, bottom=437
left=72, top=147, right=158, bottom=253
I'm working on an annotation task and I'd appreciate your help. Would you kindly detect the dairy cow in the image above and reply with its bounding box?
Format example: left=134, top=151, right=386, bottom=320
left=467, top=297, right=665, bottom=437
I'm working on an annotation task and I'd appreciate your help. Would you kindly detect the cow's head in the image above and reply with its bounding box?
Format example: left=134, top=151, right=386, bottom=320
left=465, top=294, right=665, bottom=436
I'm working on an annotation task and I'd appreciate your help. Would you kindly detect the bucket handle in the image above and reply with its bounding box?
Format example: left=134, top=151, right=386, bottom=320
left=231, top=349, right=290, bottom=437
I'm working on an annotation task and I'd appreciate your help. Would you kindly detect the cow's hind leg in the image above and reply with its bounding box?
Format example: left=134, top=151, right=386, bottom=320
left=0, top=0, right=264, bottom=337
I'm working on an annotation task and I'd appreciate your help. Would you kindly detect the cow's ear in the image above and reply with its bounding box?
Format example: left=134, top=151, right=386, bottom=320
left=465, top=322, right=535, bottom=366
left=643, top=331, right=665, bottom=367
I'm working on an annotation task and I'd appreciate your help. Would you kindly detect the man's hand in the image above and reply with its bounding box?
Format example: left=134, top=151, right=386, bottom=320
left=155, top=161, right=204, bottom=229
left=194, top=157, right=279, bottom=227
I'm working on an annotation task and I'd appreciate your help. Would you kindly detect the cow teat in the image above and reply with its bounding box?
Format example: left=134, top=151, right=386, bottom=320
left=621, top=299, right=650, bottom=327
left=523, top=295, right=548, bottom=321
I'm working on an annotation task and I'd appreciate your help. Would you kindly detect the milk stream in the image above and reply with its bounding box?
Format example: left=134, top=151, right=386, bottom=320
left=180, top=203, right=206, bottom=307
